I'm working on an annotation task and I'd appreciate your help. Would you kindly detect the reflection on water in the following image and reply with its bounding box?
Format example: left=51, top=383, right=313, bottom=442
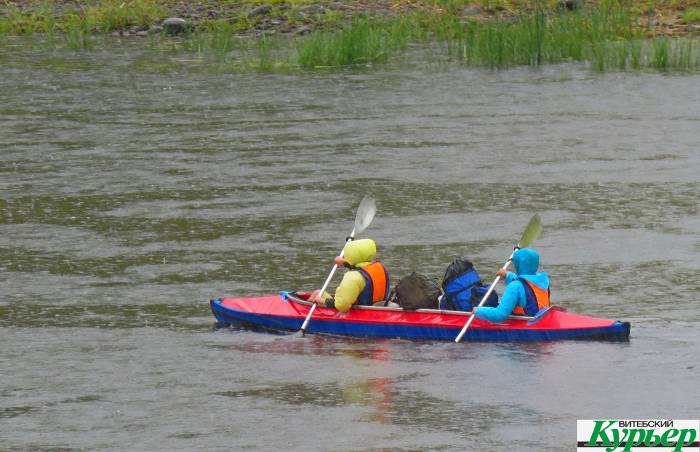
left=218, top=334, right=398, bottom=360
left=1, top=39, right=699, bottom=450
left=216, top=377, right=514, bottom=435
left=217, top=333, right=565, bottom=364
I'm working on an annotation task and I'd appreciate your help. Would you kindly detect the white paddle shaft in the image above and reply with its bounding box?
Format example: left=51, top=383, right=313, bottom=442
left=300, top=228, right=355, bottom=334
left=454, top=249, right=516, bottom=343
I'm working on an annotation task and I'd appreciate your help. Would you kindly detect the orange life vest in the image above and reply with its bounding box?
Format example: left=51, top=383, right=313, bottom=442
left=356, top=261, right=390, bottom=305
left=512, top=278, right=550, bottom=316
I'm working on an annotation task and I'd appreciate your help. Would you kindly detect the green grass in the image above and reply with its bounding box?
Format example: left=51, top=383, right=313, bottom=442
left=296, top=18, right=406, bottom=68
left=0, top=3, right=58, bottom=34
left=64, top=14, right=94, bottom=49
left=255, top=35, right=274, bottom=71
left=587, top=38, right=699, bottom=71
left=76, top=6, right=700, bottom=72
left=468, top=3, right=636, bottom=67
left=682, top=7, right=700, bottom=23
left=652, top=38, right=670, bottom=70
left=2, top=0, right=700, bottom=72
left=0, top=1, right=166, bottom=35
left=85, top=0, right=166, bottom=32
left=183, top=20, right=238, bottom=62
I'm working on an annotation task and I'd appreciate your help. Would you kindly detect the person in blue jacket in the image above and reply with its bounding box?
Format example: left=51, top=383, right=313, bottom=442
left=473, top=248, right=550, bottom=323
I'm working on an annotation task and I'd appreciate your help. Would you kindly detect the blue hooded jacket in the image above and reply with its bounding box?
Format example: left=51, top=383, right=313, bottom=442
left=473, top=248, right=550, bottom=323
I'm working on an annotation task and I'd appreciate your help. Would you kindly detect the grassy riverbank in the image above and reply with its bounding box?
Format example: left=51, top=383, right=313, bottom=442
left=2, top=1, right=700, bottom=71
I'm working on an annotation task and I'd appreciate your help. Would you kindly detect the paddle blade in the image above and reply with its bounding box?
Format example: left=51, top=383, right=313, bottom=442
left=518, top=214, right=542, bottom=248
left=354, top=196, right=376, bottom=234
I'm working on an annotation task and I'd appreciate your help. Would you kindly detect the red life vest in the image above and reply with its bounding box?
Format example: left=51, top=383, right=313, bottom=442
left=512, top=278, right=550, bottom=316
left=356, top=261, right=390, bottom=306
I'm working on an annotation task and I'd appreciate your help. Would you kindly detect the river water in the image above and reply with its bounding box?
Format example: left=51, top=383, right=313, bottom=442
left=1, top=39, right=699, bottom=451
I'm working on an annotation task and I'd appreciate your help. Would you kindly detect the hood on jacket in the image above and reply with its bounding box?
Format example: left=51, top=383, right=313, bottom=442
left=512, top=248, right=539, bottom=275
left=512, top=247, right=549, bottom=290
left=344, top=238, right=376, bottom=267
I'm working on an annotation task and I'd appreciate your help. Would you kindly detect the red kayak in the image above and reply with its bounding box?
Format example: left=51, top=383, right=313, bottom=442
left=210, top=291, right=631, bottom=342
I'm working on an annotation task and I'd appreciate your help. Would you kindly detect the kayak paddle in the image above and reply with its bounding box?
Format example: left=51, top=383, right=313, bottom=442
left=454, top=214, right=542, bottom=343
left=299, top=195, right=377, bottom=336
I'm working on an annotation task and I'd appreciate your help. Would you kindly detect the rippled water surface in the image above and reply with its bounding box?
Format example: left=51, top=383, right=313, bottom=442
left=1, top=39, right=699, bottom=451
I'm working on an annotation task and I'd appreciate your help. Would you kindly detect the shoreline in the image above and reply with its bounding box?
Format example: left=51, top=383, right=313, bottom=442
left=3, top=1, right=700, bottom=72
left=3, top=1, right=700, bottom=39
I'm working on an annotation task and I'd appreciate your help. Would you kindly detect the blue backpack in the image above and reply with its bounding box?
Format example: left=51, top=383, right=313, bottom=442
left=439, top=258, right=498, bottom=311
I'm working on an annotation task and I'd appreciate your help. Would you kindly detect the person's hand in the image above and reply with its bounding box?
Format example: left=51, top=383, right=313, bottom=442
left=495, top=268, right=507, bottom=280
left=333, top=256, right=347, bottom=267
left=308, top=290, right=331, bottom=305
left=308, top=290, right=323, bottom=304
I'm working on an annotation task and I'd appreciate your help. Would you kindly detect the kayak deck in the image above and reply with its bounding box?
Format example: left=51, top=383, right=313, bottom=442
left=210, top=291, right=630, bottom=342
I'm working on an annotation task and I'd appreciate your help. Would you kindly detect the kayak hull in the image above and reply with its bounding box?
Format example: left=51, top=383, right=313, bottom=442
left=210, top=292, right=630, bottom=342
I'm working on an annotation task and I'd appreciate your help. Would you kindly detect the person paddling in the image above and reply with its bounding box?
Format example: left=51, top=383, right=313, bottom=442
left=308, top=238, right=390, bottom=312
left=472, top=247, right=550, bottom=323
